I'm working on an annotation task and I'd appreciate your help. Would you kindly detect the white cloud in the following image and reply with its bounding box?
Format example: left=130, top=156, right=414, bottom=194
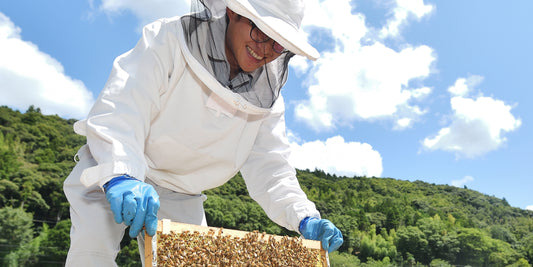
left=526, top=206, right=533, bottom=211
left=288, top=135, right=383, bottom=177
left=380, top=0, right=435, bottom=38
left=0, top=13, right=94, bottom=119
left=451, top=175, right=474, bottom=188
left=289, top=56, right=311, bottom=75
left=95, top=0, right=190, bottom=27
left=448, top=75, right=484, bottom=96
left=396, top=118, right=412, bottom=128
left=423, top=76, right=521, bottom=158
left=303, top=0, right=368, bottom=45
left=295, top=0, right=435, bottom=131
left=411, top=86, right=432, bottom=100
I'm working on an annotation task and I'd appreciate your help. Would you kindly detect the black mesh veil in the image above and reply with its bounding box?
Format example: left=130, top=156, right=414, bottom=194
left=181, top=0, right=295, bottom=108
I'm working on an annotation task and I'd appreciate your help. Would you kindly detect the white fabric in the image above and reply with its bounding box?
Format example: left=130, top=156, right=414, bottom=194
left=67, top=15, right=319, bottom=255
left=64, top=145, right=207, bottom=267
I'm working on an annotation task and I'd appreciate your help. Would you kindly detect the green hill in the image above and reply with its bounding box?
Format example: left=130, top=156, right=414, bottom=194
left=1, top=105, right=532, bottom=266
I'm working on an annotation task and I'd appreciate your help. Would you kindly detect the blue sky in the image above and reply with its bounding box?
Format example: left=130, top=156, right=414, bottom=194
left=1, top=0, right=532, bottom=210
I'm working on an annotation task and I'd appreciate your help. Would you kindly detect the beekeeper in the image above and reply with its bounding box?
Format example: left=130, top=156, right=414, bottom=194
left=63, top=0, right=343, bottom=265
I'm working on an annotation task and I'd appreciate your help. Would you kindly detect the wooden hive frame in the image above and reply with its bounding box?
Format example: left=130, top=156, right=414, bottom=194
left=145, top=219, right=329, bottom=266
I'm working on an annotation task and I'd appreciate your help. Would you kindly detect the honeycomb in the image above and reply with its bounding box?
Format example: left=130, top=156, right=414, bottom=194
left=145, top=219, right=328, bottom=266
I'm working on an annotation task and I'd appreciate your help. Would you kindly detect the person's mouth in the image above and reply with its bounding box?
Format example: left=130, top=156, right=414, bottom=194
left=247, top=46, right=263, bottom=61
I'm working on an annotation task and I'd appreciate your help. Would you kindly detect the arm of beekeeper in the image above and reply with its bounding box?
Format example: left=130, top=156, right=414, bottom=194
left=240, top=96, right=320, bottom=232
left=76, top=18, right=179, bottom=188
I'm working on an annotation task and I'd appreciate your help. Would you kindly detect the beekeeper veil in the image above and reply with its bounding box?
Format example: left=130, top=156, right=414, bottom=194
left=181, top=0, right=319, bottom=108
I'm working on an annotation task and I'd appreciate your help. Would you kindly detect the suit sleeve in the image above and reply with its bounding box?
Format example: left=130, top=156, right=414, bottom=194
left=240, top=97, right=320, bottom=232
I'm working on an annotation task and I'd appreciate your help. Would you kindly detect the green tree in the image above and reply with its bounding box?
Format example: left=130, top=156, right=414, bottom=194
left=429, top=258, right=452, bottom=267
left=416, top=215, right=459, bottom=263
left=489, top=225, right=517, bottom=244
left=0, top=142, right=20, bottom=178
left=116, top=237, right=142, bottom=267
left=395, top=226, right=429, bottom=263
left=329, top=251, right=360, bottom=266
left=507, top=258, right=531, bottom=267
left=455, top=228, right=491, bottom=266
left=358, top=225, right=397, bottom=262
left=0, top=207, right=34, bottom=265
left=518, top=233, right=533, bottom=262
left=39, top=220, right=71, bottom=265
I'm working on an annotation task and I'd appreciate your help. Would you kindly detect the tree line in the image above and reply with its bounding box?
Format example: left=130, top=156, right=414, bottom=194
left=0, top=105, right=532, bottom=266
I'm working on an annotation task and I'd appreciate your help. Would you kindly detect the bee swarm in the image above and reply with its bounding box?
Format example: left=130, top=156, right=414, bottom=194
left=146, top=220, right=327, bottom=267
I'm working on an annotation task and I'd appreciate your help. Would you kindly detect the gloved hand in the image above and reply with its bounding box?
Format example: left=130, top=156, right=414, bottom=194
left=299, top=217, right=343, bottom=253
left=103, top=175, right=160, bottom=238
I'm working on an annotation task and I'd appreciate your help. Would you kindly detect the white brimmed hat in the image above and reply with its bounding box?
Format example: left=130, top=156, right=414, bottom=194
left=225, top=0, right=320, bottom=61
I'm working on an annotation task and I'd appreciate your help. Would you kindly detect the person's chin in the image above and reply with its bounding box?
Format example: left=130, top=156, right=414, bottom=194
left=240, top=60, right=261, bottom=73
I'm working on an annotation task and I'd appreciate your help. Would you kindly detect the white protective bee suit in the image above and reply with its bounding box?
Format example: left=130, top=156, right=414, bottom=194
left=63, top=8, right=320, bottom=267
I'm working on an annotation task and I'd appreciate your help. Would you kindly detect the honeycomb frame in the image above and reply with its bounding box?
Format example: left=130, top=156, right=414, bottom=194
left=144, top=219, right=329, bottom=266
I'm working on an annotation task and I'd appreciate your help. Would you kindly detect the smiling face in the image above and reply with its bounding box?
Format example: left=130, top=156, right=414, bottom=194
left=225, top=8, right=282, bottom=79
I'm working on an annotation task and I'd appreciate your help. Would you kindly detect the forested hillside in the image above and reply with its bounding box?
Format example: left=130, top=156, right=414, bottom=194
left=1, top=105, right=532, bottom=266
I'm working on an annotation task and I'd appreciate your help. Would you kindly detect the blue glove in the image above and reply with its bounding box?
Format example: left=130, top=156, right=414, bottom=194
left=103, top=175, right=160, bottom=238
left=300, top=217, right=343, bottom=253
